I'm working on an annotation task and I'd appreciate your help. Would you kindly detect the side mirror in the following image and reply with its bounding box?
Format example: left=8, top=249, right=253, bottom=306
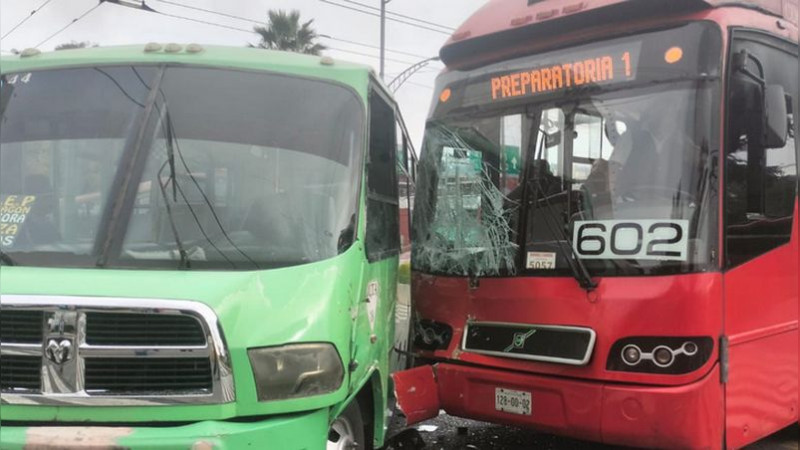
left=761, top=85, right=788, bottom=148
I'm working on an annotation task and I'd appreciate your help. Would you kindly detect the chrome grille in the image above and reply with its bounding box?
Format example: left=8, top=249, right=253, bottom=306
left=1, top=310, right=44, bottom=343
left=85, top=312, right=206, bottom=346
left=0, top=295, right=234, bottom=406
left=0, top=355, right=41, bottom=391
left=85, top=358, right=212, bottom=393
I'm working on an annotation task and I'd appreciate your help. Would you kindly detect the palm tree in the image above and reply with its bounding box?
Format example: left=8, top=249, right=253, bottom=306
left=252, top=10, right=326, bottom=55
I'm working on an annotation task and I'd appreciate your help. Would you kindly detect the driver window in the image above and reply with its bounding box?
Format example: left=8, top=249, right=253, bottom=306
left=572, top=113, right=616, bottom=184
left=725, top=35, right=797, bottom=267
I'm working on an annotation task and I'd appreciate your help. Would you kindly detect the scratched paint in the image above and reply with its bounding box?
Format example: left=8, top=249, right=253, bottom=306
left=25, top=427, right=133, bottom=449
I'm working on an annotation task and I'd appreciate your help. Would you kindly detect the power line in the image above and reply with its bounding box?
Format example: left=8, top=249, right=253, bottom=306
left=149, top=9, right=254, bottom=33
left=153, top=0, right=438, bottom=62
left=318, top=0, right=451, bottom=35
left=336, top=0, right=455, bottom=31
left=321, top=35, right=431, bottom=60
left=2, top=0, right=56, bottom=41
left=36, top=2, right=101, bottom=48
left=147, top=8, right=420, bottom=65
left=156, top=0, right=254, bottom=24
left=325, top=46, right=417, bottom=66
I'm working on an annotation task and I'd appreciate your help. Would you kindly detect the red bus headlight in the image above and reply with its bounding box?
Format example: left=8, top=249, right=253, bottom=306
left=607, top=337, right=713, bottom=374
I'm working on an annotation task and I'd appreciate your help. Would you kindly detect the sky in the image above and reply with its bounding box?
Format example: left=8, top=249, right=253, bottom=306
left=0, top=0, right=488, bottom=148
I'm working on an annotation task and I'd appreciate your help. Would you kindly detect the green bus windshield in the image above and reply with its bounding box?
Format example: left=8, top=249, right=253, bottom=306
left=0, top=65, right=364, bottom=270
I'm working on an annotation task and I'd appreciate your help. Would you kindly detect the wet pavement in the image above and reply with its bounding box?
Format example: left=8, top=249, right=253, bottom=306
left=385, top=408, right=799, bottom=449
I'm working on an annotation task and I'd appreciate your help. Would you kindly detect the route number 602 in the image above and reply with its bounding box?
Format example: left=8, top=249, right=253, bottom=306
left=572, top=220, right=689, bottom=261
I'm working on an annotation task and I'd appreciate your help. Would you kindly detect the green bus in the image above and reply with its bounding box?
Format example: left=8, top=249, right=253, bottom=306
left=0, top=44, right=413, bottom=449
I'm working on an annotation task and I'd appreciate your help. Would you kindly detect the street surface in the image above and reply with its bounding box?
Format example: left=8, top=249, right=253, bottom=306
left=385, top=411, right=799, bottom=449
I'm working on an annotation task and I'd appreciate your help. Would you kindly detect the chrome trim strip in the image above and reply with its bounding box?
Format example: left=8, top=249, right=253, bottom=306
left=461, top=321, right=597, bottom=366
left=0, top=343, right=42, bottom=356
left=0, top=295, right=235, bottom=406
left=79, top=345, right=210, bottom=358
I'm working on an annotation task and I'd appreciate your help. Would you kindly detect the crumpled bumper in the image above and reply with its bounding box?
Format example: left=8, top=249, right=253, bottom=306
left=392, top=363, right=723, bottom=450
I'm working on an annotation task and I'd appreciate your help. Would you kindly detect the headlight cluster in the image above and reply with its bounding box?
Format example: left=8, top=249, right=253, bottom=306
left=248, top=343, right=344, bottom=402
left=607, top=337, right=713, bottom=374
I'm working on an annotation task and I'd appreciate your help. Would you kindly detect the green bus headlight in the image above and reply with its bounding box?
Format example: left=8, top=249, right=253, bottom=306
left=248, top=343, right=344, bottom=402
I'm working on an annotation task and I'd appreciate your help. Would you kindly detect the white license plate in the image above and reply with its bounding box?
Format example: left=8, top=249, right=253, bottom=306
left=494, top=387, right=532, bottom=415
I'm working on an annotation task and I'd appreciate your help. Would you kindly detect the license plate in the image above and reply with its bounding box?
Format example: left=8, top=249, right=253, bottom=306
left=494, top=387, right=532, bottom=415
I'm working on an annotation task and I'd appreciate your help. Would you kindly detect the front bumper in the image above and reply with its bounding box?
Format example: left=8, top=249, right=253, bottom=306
left=0, top=408, right=328, bottom=450
left=393, top=363, right=724, bottom=450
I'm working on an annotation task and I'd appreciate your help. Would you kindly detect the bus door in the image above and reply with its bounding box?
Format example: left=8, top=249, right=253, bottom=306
left=723, top=30, right=799, bottom=448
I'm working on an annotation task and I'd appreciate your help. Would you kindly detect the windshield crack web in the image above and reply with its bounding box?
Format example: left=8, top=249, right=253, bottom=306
left=413, top=125, right=518, bottom=277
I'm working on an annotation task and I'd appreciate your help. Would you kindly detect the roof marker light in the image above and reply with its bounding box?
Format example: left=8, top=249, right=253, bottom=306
left=562, top=2, right=586, bottom=14
left=164, top=43, right=182, bottom=53
left=439, top=88, right=451, bottom=103
left=320, top=56, right=335, bottom=66
left=510, top=15, right=533, bottom=27
left=665, top=47, right=683, bottom=64
left=20, top=48, right=41, bottom=58
left=144, top=42, right=162, bottom=53
left=185, top=43, right=203, bottom=54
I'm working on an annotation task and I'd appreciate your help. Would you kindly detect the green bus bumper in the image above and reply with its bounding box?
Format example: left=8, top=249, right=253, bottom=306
left=0, top=409, right=328, bottom=450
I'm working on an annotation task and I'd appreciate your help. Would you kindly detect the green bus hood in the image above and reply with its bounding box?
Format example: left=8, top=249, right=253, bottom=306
left=0, top=246, right=367, bottom=422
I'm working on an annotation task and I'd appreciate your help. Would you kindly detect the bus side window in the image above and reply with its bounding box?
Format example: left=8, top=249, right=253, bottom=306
left=365, top=89, right=400, bottom=262
left=396, top=120, right=414, bottom=253
left=725, top=35, right=798, bottom=267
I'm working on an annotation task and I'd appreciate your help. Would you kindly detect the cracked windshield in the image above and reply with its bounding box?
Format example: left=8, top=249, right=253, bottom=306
left=412, top=22, right=722, bottom=278
left=0, top=65, right=362, bottom=269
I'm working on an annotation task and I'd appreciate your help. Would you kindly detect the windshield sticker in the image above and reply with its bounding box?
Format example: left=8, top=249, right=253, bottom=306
left=366, top=280, right=380, bottom=332
left=0, top=195, right=36, bottom=248
left=526, top=252, right=556, bottom=270
left=573, top=219, right=689, bottom=261
left=5, top=73, right=32, bottom=85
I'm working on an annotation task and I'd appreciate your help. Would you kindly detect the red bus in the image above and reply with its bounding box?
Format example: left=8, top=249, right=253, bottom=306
left=392, top=1, right=799, bottom=448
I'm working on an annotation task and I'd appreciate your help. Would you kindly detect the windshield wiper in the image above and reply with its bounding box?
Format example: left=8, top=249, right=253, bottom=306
left=529, top=181, right=597, bottom=291
left=523, top=126, right=597, bottom=291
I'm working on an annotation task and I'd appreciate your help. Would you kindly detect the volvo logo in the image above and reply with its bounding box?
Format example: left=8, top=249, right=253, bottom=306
left=45, top=338, right=73, bottom=364
left=504, top=329, right=537, bottom=352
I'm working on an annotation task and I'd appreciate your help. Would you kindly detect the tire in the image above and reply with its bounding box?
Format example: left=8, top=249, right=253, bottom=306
left=328, top=399, right=371, bottom=450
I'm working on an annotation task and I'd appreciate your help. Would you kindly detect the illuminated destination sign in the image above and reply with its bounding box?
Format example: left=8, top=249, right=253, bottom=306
left=431, top=22, right=722, bottom=118
left=488, top=44, right=640, bottom=101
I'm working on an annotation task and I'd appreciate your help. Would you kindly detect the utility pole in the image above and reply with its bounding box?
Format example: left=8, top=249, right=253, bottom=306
left=379, top=0, right=391, bottom=80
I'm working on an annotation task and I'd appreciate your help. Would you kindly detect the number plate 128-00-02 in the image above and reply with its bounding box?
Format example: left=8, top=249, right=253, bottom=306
left=495, top=387, right=532, bottom=415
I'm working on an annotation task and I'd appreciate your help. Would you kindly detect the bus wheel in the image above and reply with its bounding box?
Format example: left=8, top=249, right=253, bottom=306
left=327, top=400, right=367, bottom=450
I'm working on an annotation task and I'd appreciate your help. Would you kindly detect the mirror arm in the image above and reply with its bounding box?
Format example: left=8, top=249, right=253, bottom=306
left=734, top=50, right=766, bottom=87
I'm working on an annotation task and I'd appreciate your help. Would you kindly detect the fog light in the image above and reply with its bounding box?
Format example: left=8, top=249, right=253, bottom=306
left=682, top=341, right=698, bottom=356
left=621, top=344, right=642, bottom=365
left=653, top=346, right=674, bottom=367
